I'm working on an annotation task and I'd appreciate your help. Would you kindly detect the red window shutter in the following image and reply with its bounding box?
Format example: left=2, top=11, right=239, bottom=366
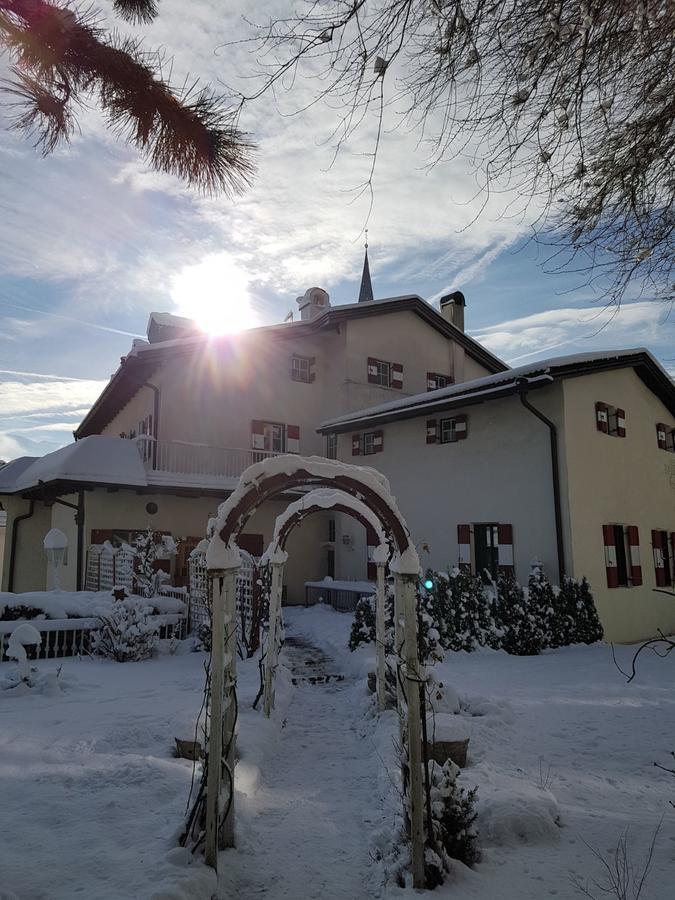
left=91, top=529, right=114, bottom=545
left=286, top=424, right=300, bottom=454
left=625, top=525, right=642, bottom=585
left=251, top=420, right=265, bottom=450
left=652, top=530, right=666, bottom=586
left=595, top=402, right=609, bottom=433
left=372, top=430, right=384, bottom=453
left=497, top=524, right=514, bottom=574
left=426, top=419, right=437, bottom=444
left=454, top=414, right=468, bottom=440
left=367, top=357, right=379, bottom=384
left=616, top=408, right=626, bottom=438
left=352, top=434, right=362, bottom=456
left=603, top=524, right=619, bottom=588
left=457, top=524, right=471, bottom=570
left=391, top=363, right=404, bottom=390
left=656, top=423, right=668, bottom=450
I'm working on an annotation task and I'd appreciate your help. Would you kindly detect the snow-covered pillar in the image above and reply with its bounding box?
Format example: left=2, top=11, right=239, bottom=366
left=204, top=540, right=241, bottom=869
left=373, top=544, right=388, bottom=713
left=395, top=571, right=426, bottom=891
left=263, top=548, right=287, bottom=717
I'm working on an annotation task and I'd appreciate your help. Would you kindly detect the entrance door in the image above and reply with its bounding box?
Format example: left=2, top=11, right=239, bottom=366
left=473, top=524, right=499, bottom=580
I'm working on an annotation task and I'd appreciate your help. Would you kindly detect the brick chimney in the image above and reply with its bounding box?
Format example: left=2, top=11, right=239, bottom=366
left=440, top=291, right=466, bottom=332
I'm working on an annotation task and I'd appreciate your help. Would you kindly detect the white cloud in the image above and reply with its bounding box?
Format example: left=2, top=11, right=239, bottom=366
left=0, top=433, right=23, bottom=461
left=0, top=379, right=107, bottom=416
left=472, top=302, right=675, bottom=363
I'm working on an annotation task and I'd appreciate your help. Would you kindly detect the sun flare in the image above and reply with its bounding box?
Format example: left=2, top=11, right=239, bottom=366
left=171, top=254, right=258, bottom=335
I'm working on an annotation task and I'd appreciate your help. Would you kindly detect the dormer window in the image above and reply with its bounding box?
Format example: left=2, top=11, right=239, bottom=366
left=656, top=423, right=675, bottom=452
left=427, top=372, right=453, bottom=391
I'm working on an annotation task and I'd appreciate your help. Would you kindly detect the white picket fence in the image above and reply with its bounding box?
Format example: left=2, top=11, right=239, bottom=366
left=0, top=614, right=186, bottom=662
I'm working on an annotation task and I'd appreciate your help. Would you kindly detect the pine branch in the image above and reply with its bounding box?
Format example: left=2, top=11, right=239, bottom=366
left=113, top=0, right=158, bottom=24
left=0, top=0, right=255, bottom=194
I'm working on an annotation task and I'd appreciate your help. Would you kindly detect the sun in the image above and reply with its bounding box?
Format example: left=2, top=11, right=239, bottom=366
left=171, top=253, right=258, bottom=335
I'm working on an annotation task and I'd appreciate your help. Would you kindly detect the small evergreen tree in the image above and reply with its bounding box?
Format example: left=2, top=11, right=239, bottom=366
left=349, top=595, right=376, bottom=651
left=496, top=571, right=543, bottom=656
left=92, top=596, right=158, bottom=662
left=527, top=565, right=556, bottom=649
left=574, top=577, right=604, bottom=644
left=553, top=577, right=578, bottom=647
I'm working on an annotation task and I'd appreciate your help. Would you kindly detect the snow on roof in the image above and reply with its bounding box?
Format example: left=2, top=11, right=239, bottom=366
left=0, top=436, right=148, bottom=494
left=320, top=347, right=663, bottom=431
left=0, top=456, right=39, bottom=492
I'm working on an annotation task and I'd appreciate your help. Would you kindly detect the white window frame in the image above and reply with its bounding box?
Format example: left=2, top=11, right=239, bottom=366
left=440, top=417, right=458, bottom=444
left=371, top=359, right=391, bottom=388
left=291, top=355, right=311, bottom=383
left=362, top=431, right=377, bottom=455
left=263, top=422, right=286, bottom=453
left=326, top=432, right=338, bottom=459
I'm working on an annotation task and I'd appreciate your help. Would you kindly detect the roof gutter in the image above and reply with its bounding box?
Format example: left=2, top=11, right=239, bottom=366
left=517, top=381, right=565, bottom=584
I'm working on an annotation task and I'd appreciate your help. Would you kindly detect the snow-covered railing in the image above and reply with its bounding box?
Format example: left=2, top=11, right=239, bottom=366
left=0, top=613, right=187, bottom=662
left=135, top=437, right=283, bottom=479
left=304, top=579, right=376, bottom=613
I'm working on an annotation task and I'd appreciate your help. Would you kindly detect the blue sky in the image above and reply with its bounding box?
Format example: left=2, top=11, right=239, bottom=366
left=1, top=0, right=673, bottom=461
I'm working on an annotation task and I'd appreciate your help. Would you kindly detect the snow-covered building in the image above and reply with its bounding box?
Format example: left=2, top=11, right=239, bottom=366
left=319, top=349, right=675, bottom=642
left=2, top=257, right=674, bottom=642
left=0, top=269, right=504, bottom=603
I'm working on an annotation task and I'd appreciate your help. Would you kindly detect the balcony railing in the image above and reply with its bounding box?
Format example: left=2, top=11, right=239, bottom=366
left=135, top=437, right=283, bottom=481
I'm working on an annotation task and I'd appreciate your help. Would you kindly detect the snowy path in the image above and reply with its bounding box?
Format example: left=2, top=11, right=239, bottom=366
left=222, top=631, right=384, bottom=900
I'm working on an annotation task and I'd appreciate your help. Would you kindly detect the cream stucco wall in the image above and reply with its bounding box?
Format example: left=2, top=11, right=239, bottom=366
left=560, top=369, right=675, bottom=642
left=100, top=310, right=492, bottom=458
left=334, top=388, right=562, bottom=583
left=1, top=497, right=51, bottom=593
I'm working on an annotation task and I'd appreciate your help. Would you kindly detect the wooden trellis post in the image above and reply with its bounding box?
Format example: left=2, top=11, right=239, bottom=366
left=205, top=565, right=239, bottom=869
left=263, top=560, right=285, bottom=717
left=395, top=572, right=426, bottom=890
left=375, top=561, right=387, bottom=712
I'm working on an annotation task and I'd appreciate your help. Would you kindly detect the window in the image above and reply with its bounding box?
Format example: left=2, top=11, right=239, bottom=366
left=459, top=522, right=514, bottom=580
left=363, top=431, right=377, bottom=455
left=291, top=355, right=312, bottom=383
left=252, top=422, right=300, bottom=453
left=440, top=418, right=458, bottom=443
left=352, top=430, right=383, bottom=455
left=367, top=357, right=403, bottom=389
left=652, top=530, right=674, bottom=587
left=656, top=423, right=675, bottom=452
left=368, top=358, right=391, bottom=387
left=595, top=402, right=626, bottom=437
left=603, top=524, right=642, bottom=587
left=427, top=415, right=467, bottom=444
left=328, top=519, right=336, bottom=542
left=427, top=372, right=453, bottom=391
left=326, top=432, right=337, bottom=459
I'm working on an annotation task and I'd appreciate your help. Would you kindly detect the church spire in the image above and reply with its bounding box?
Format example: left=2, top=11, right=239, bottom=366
left=358, top=230, right=374, bottom=303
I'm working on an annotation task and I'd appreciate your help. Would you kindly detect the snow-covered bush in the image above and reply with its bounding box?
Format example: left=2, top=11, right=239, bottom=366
left=0, top=603, right=44, bottom=621
left=349, top=595, right=376, bottom=650
left=91, top=596, right=158, bottom=662
left=527, top=565, right=557, bottom=649
left=425, top=760, right=480, bottom=887
left=133, top=527, right=158, bottom=595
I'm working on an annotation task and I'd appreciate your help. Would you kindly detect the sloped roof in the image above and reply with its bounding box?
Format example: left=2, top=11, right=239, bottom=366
left=75, top=295, right=507, bottom=438
left=318, top=348, right=675, bottom=433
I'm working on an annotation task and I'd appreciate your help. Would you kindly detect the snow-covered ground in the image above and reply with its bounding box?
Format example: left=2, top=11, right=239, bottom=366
left=1, top=605, right=673, bottom=899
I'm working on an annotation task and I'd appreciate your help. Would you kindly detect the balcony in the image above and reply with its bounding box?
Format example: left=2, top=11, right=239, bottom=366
left=135, top=437, right=283, bottom=488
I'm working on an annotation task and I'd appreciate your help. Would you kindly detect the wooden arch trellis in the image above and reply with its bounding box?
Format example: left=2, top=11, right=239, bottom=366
left=203, top=457, right=426, bottom=888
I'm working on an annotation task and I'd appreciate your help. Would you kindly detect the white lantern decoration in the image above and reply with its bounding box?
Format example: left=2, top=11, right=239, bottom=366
left=44, top=528, right=68, bottom=591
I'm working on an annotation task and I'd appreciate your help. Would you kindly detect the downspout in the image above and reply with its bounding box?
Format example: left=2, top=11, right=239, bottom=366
left=517, top=381, right=566, bottom=584
left=8, top=500, right=35, bottom=592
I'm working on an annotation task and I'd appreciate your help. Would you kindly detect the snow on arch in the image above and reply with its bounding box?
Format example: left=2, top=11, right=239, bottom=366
left=206, top=455, right=419, bottom=573
left=261, top=488, right=389, bottom=564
